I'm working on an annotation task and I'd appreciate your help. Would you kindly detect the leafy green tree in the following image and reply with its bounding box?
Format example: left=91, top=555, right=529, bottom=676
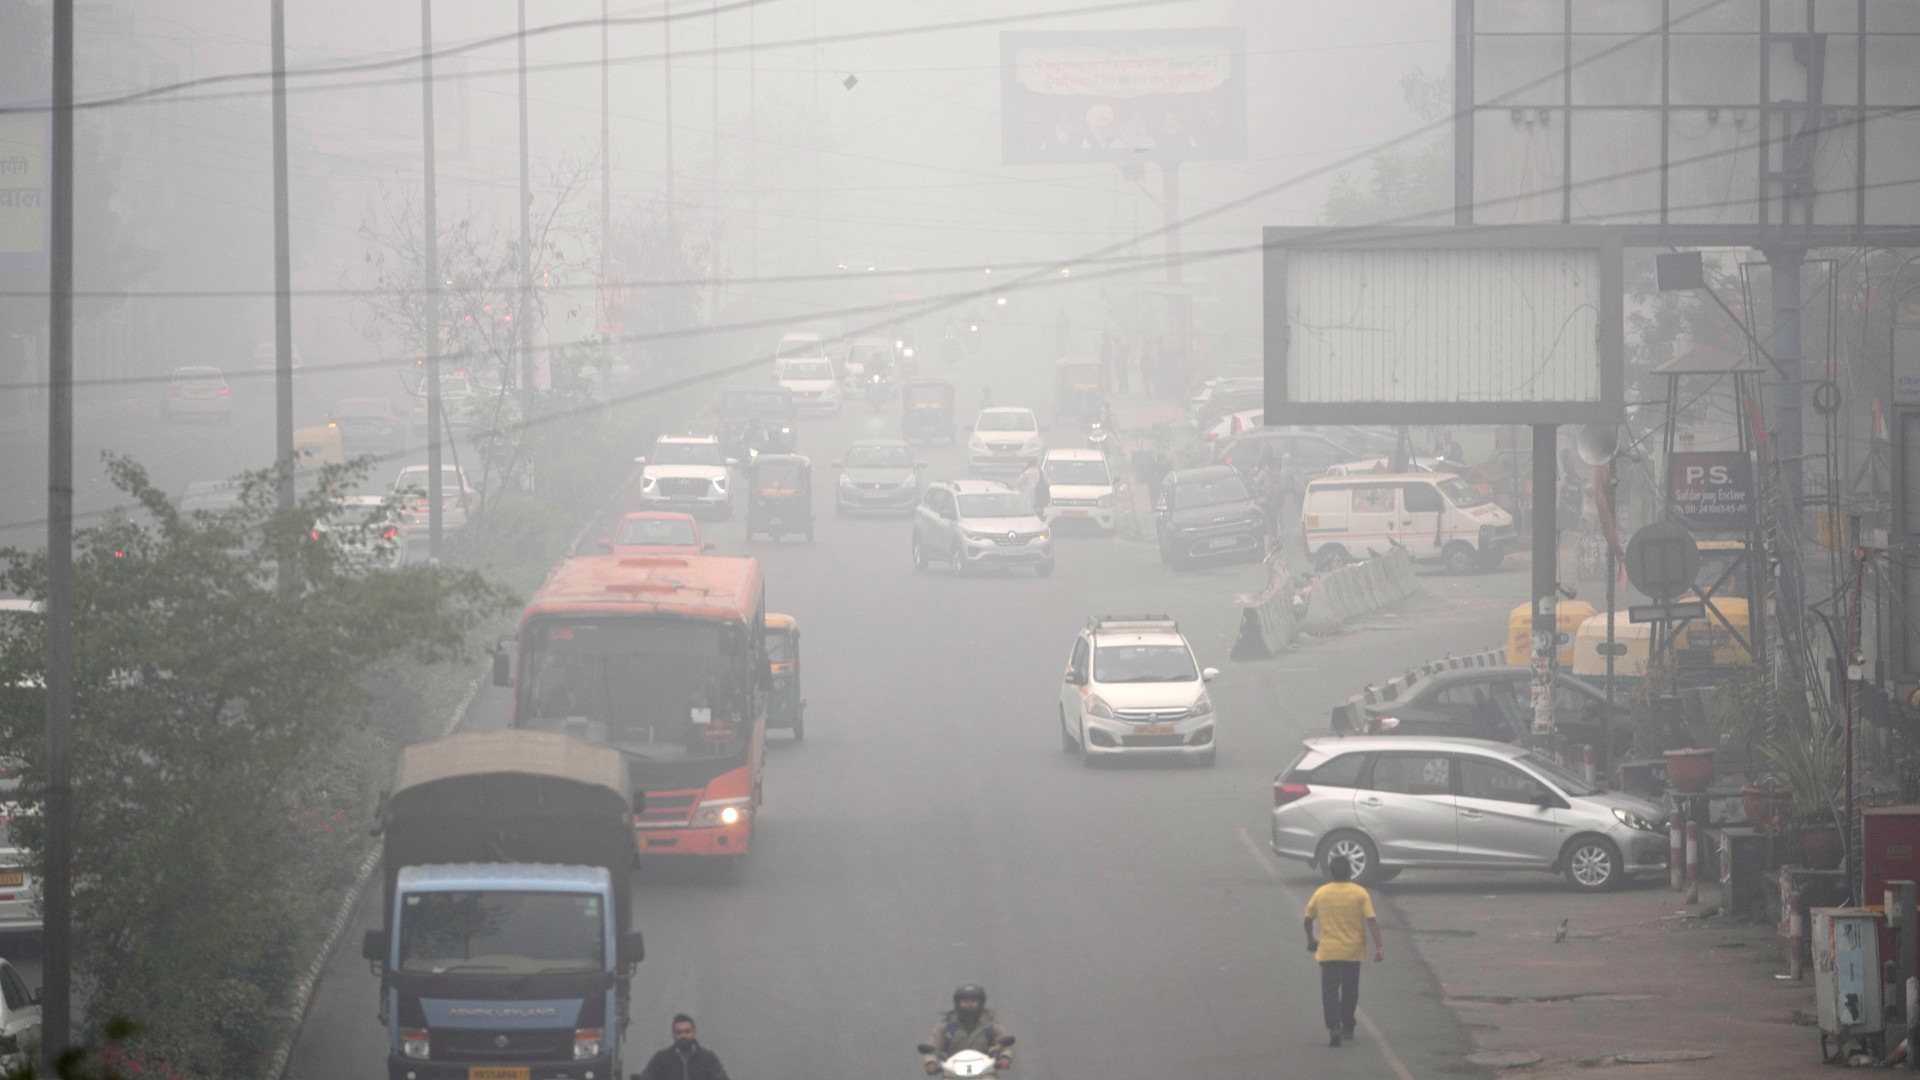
left=0, top=458, right=514, bottom=1079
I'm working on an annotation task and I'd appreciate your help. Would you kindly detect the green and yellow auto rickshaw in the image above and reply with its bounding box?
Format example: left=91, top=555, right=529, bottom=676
left=745, top=453, right=814, bottom=542
left=765, top=612, right=804, bottom=740
left=900, top=377, right=956, bottom=443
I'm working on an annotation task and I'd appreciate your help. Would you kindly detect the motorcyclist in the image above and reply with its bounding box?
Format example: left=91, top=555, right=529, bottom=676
left=923, top=985, right=1013, bottom=1075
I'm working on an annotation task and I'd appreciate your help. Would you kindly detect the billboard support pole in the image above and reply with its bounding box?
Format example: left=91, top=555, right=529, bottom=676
left=1162, top=159, right=1182, bottom=284
left=1532, top=424, right=1559, bottom=736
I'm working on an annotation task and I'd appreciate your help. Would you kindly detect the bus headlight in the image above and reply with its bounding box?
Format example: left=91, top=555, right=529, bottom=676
left=694, top=799, right=750, bottom=827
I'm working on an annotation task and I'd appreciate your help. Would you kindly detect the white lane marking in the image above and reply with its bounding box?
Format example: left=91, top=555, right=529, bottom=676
left=1236, top=825, right=1417, bottom=1080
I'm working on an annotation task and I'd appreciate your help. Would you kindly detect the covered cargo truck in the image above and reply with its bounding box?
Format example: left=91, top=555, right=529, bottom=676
left=362, top=730, right=643, bottom=1080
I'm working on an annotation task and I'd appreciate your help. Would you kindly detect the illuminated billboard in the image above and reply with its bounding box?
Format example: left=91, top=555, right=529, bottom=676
left=1000, top=28, right=1246, bottom=165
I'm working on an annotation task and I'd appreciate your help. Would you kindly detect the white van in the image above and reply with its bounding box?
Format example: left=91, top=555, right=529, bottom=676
left=1301, top=473, right=1516, bottom=574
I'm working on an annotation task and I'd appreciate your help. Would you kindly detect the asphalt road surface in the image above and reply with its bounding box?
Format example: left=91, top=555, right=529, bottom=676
left=284, top=349, right=1528, bottom=1079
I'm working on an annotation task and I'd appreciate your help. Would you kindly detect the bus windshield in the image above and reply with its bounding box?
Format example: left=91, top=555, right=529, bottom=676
left=519, top=619, right=751, bottom=766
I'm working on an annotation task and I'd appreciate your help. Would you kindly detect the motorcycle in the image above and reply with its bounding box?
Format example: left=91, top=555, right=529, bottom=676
left=1084, top=418, right=1110, bottom=454
left=867, top=371, right=893, bottom=409
left=918, top=1036, right=1014, bottom=1079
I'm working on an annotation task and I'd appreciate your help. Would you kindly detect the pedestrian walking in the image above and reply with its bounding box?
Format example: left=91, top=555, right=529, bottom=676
left=636, top=1014, right=731, bottom=1080
left=1303, top=855, right=1383, bottom=1047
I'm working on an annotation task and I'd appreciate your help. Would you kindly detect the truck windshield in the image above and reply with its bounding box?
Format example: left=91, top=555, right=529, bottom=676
left=520, top=619, right=751, bottom=765
left=397, top=890, right=604, bottom=974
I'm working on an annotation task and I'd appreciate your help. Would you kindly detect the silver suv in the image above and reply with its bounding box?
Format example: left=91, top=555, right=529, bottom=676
left=1269, top=736, right=1668, bottom=891
left=912, top=479, right=1053, bottom=576
left=1060, top=616, right=1218, bottom=766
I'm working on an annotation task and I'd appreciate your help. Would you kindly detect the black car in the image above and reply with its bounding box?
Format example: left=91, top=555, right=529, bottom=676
left=1154, top=465, right=1266, bottom=569
left=1357, top=667, right=1633, bottom=754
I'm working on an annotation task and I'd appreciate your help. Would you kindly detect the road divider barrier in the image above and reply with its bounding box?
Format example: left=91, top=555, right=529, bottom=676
left=1297, top=546, right=1420, bottom=634
left=1328, top=645, right=1506, bottom=732
left=1231, top=552, right=1302, bottom=659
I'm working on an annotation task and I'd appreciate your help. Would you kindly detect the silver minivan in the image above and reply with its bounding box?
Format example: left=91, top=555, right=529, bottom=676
left=1270, top=736, right=1668, bottom=891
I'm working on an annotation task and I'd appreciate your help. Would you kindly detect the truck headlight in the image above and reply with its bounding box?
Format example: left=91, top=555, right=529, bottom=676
left=573, top=1028, right=604, bottom=1060
left=401, top=1028, right=431, bottom=1060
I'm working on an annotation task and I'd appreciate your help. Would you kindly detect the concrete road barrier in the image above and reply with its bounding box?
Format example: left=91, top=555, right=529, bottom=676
left=1328, top=646, right=1506, bottom=732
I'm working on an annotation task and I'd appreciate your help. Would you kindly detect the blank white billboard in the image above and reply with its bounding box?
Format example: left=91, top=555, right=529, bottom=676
left=1263, top=227, right=1624, bottom=425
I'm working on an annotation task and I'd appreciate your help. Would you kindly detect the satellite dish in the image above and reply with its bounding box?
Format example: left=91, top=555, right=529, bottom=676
left=1576, top=424, right=1620, bottom=467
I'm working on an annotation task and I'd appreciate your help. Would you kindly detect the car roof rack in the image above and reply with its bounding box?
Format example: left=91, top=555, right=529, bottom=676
left=1089, top=615, right=1178, bottom=633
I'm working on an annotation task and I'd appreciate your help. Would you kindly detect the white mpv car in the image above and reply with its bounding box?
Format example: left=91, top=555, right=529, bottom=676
left=1060, top=616, right=1219, bottom=766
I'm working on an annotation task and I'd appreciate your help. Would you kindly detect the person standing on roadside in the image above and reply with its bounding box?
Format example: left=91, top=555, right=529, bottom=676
left=1304, top=855, right=1383, bottom=1048
left=637, top=1014, right=730, bottom=1080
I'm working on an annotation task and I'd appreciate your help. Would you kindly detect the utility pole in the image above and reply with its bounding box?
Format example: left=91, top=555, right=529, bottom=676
left=517, top=0, right=534, bottom=423
left=600, top=0, right=610, bottom=333
left=271, top=0, right=294, bottom=514
left=421, top=0, right=444, bottom=556
left=809, top=0, right=820, bottom=268
left=42, top=0, right=75, bottom=1069
left=664, top=0, right=675, bottom=227
left=711, top=0, right=720, bottom=313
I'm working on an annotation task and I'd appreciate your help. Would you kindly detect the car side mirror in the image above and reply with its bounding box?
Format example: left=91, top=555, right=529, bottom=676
left=1064, top=670, right=1083, bottom=685
left=490, top=648, right=511, bottom=688
left=633, top=456, right=647, bottom=465
left=361, top=929, right=389, bottom=964
left=1202, top=667, right=1219, bottom=682
left=620, top=930, right=646, bottom=967
left=27, top=987, right=38, bottom=1006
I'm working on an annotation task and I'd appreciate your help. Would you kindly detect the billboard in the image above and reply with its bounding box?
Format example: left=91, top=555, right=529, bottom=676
left=0, top=110, right=48, bottom=270
left=1262, top=226, right=1625, bottom=426
left=1000, top=28, right=1246, bottom=165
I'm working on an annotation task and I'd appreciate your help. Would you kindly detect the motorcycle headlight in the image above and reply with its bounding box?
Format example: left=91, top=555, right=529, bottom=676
left=1096, top=494, right=1113, bottom=508
left=1087, top=695, right=1115, bottom=719
left=573, top=1029, right=604, bottom=1060
left=401, top=1029, right=431, bottom=1060
left=1613, top=807, right=1663, bottom=833
left=640, top=474, right=657, bottom=491
left=1189, top=694, right=1214, bottom=718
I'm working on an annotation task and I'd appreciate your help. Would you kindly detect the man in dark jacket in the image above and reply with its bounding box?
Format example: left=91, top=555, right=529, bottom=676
left=923, top=985, right=1014, bottom=1074
left=637, top=1014, right=729, bottom=1080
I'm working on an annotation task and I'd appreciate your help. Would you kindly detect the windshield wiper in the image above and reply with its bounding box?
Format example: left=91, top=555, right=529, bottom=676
left=410, top=962, right=508, bottom=981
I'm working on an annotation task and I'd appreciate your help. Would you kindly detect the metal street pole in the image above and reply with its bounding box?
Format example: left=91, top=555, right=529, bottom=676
left=272, top=0, right=294, bottom=514
left=747, top=0, right=757, bottom=281
left=711, top=0, right=720, bottom=312
left=517, top=0, right=534, bottom=423
left=421, top=0, right=443, bottom=556
left=664, top=0, right=675, bottom=226
left=42, top=0, right=75, bottom=1069
left=600, top=0, right=610, bottom=327
left=1531, top=424, right=1559, bottom=737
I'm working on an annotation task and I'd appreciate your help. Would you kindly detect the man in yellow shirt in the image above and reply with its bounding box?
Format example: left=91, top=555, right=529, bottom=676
left=1303, top=855, right=1384, bottom=1046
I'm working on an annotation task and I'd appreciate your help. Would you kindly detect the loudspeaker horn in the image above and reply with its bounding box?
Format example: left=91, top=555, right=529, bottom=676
left=1575, top=424, right=1620, bottom=467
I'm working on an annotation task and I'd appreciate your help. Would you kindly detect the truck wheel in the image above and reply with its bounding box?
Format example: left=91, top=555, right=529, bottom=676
left=1442, top=541, right=1478, bottom=575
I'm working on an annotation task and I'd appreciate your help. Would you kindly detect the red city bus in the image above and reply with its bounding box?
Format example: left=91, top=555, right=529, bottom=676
left=503, top=554, right=768, bottom=860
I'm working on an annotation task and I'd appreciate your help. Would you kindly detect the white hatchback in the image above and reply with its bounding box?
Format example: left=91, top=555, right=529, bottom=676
left=776, top=358, right=843, bottom=414
left=1041, top=449, right=1115, bottom=534
left=967, top=407, right=1044, bottom=473
left=1060, top=616, right=1219, bottom=766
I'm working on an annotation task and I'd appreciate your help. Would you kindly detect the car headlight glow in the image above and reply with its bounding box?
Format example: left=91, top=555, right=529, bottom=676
left=711, top=476, right=728, bottom=493
left=1087, top=695, right=1115, bottom=719
left=641, top=475, right=657, bottom=491
left=1613, top=807, right=1663, bottom=833
left=693, top=798, right=751, bottom=827
left=401, top=1029, right=431, bottom=1060
left=573, top=1029, right=604, bottom=1060
left=1189, top=694, right=1213, bottom=717
left=1035, top=531, right=1050, bottom=543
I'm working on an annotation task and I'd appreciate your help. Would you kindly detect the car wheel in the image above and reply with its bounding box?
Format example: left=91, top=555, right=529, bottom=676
left=1080, top=728, right=1100, bottom=768
left=1563, top=836, right=1623, bottom=891
left=1060, top=707, right=1077, bottom=753
left=951, top=545, right=969, bottom=575
left=911, top=536, right=928, bottom=572
left=1314, top=545, right=1351, bottom=574
left=1319, top=831, right=1383, bottom=885
left=1442, top=541, right=1478, bottom=575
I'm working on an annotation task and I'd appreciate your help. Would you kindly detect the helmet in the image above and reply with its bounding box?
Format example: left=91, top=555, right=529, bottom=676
left=953, top=984, right=987, bottom=1008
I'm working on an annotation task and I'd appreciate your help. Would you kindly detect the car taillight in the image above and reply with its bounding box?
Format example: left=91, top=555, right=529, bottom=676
left=310, top=529, right=321, bottom=541
left=382, top=527, right=398, bottom=540
left=218, top=385, right=230, bottom=395
left=1273, top=781, right=1310, bottom=807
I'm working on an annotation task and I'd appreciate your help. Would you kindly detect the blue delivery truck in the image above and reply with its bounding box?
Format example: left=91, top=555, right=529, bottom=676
left=361, top=730, right=643, bottom=1080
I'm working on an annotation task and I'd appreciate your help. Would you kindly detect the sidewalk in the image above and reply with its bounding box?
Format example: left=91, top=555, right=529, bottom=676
left=1383, top=874, right=1819, bottom=1077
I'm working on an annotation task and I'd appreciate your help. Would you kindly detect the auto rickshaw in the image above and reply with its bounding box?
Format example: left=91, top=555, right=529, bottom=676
left=900, top=377, right=956, bottom=443
left=765, top=612, right=805, bottom=740
left=745, top=453, right=814, bottom=542
left=1053, top=356, right=1105, bottom=425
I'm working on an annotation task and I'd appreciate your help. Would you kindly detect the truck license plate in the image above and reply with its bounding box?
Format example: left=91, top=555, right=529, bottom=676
left=470, top=1069, right=530, bottom=1080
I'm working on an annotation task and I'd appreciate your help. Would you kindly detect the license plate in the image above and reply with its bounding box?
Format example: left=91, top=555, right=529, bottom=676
left=1208, top=537, right=1241, bottom=549
left=1138, top=724, right=1176, bottom=735
left=0, top=871, right=21, bottom=887
left=1059, top=508, right=1086, bottom=516
left=470, top=1069, right=530, bottom=1080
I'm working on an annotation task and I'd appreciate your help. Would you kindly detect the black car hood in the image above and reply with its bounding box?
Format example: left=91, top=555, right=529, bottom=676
left=1169, top=501, right=1257, bottom=528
